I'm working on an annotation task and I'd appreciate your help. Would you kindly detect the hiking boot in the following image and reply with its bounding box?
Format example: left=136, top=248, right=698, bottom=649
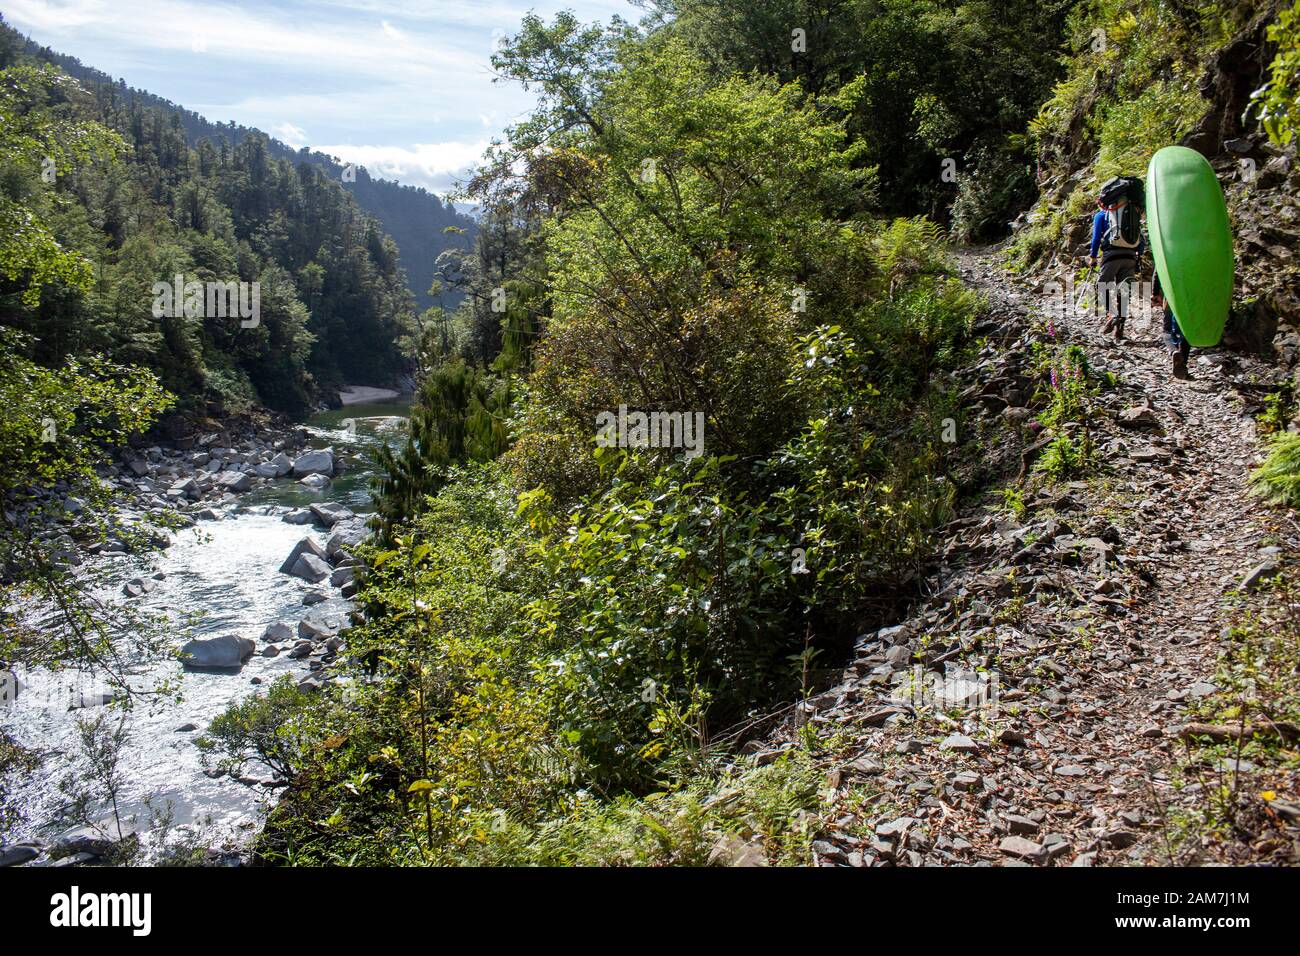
left=1172, top=350, right=1188, bottom=378
left=1102, top=315, right=1116, bottom=334
left=1113, top=319, right=1125, bottom=342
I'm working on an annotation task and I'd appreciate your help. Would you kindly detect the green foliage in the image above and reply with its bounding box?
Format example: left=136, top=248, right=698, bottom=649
left=1249, top=431, right=1300, bottom=508
left=370, top=359, right=511, bottom=540
left=660, top=0, right=1072, bottom=226
left=0, top=63, right=126, bottom=306
left=1258, top=381, right=1295, bottom=435
left=1252, top=0, right=1300, bottom=146
left=198, top=677, right=320, bottom=780
left=0, top=327, right=174, bottom=673
left=1010, top=0, right=1218, bottom=268
left=1036, top=432, right=1092, bottom=481
left=1032, top=342, right=1096, bottom=482
left=259, top=210, right=979, bottom=863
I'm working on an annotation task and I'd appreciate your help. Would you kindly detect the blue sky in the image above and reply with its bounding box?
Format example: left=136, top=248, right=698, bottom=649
left=3, top=0, right=640, bottom=195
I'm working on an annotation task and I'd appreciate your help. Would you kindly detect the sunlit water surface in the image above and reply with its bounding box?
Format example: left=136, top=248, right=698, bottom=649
left=0, top=402, right=406, bottom=856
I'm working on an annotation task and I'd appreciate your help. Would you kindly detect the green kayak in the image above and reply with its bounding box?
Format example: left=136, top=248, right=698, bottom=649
left=1145, top=146, right=1234, bottom=347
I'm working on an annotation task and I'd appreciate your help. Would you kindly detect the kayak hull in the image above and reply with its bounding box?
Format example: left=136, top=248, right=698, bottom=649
left=1145, top=146, right=1234, bottom=348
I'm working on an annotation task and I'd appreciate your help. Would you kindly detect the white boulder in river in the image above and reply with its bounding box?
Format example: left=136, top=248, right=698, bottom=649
left=179, top=634, right=256, bottom=670
left=292, top=448, right=334, bottom=478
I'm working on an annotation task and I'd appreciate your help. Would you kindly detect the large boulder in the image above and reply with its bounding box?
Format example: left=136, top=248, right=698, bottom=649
left=309, top=502, right=354, bottom=528
left=282, top=508, right=315, bottom=525
left=330, top=566, right=355, bottom=588
left=167, top=477, right=199, bottom=499
left=326, top=519, right=369, bottom=560
left=298, top=612, right=340, bottom=641
left=216, top=471, right=253, bottom=493
left=268, top=451, right=293, bottom=477
left=179, top=634, right=255, bottom=670
left=289, top=553, right=331, bottom=583
left=279, top=537, right=328, bottom=575
left=292, top=449, right=334, bottom=478
left=262, top=621, right=295, bottom=643
left=299, top=474, right=330, bottom=490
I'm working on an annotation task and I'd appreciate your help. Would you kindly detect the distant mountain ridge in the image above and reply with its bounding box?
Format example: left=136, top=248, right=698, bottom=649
left=19, top=34, right=476, bottom=315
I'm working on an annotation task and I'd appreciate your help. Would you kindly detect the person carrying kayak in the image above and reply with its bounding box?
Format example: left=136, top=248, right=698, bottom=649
left=1151, top=269, right=1191, bottom=379
left=1085, top=176, right=1145, bottom=343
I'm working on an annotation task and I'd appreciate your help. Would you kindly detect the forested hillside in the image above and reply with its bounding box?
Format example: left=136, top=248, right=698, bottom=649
left=0, top=25, right=418, bottom=415
left=13, top=23, right=476, bottom=317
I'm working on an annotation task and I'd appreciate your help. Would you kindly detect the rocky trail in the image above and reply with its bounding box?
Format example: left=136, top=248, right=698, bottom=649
left=788, top=247, right=1300, bottom=867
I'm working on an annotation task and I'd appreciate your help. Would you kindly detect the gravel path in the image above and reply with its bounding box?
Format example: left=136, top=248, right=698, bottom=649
left=792, top=248, right=1300, bottom=866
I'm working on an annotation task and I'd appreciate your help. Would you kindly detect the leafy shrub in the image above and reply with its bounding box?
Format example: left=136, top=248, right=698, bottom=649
left=1250, top=431, right=1300, bottom=508
left=200, top=677, right=319, bottom=779
left=1251, top=0, right=1300, bottom=147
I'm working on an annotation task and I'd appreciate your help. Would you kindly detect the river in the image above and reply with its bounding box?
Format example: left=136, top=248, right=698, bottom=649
left=0, top=399, right=408, bottom=860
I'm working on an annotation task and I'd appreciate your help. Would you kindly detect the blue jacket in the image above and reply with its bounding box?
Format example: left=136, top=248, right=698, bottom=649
left=1090, top=209, right=1145, bottom=259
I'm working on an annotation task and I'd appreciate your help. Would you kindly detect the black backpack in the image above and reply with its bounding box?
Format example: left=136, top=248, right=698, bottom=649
left=1100, top=176, right=1145, bottom=208
left=1099, top=176, right=1144, bottom=251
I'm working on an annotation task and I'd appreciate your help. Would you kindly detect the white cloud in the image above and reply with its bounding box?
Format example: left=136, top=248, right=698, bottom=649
left=273, top=122, right=309, bottom=147
left=311, top=140, right=492, bottom=194
left=5, top=0, right=481, bottom=81
left=4, top=0, right=639, bottom=193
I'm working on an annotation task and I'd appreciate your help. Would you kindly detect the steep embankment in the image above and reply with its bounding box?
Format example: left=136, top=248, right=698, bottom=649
left=784, top=248, right=1300, bottom=867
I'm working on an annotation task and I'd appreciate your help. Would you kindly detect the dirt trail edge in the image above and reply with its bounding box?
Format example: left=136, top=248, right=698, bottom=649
left=790, top=247, right=1300, bottom=867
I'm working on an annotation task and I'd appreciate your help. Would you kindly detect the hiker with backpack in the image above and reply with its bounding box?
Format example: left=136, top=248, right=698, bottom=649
left=1086, top=176, right=1145, bottom=343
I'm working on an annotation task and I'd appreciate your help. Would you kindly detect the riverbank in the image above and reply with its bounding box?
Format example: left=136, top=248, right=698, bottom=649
left=0, top=400, right=407, bottom=865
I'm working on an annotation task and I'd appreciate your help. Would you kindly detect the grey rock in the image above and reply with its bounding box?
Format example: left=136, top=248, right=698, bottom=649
left=1240, top=561, right=1280, bottom=592
left=884, top=645, right=912, bottom=667
left=292, top=449, right=334, bottom=478
left=298, top=612, right=340, bottom=641
left=215, top=471, right=253, bottom=493
left=262, top=621, right=295, bottom=643
left=290, top=553, right=331, bottom=583
left=179, top=634, right=255, bottom=670
left=1003, top=814, right=1039, bottom=835
left=309, top=502, right=354, bottom=527
left=707, top=834, right=768, bottom=867
left=279, top=537, right=328, bottom=575
left=326, top=520, right=368, bottom=559
left=0, top=845, right=39, bottom=867
left=998, top=835, right=1046, bottom=862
